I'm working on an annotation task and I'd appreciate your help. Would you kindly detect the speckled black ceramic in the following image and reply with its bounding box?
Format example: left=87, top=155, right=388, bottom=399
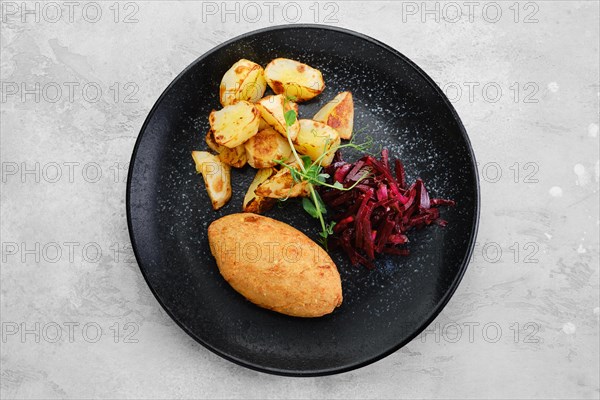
left=127, top=25, right=479, bottom=376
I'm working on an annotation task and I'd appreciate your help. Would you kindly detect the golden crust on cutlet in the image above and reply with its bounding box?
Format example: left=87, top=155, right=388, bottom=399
left=208, top=213, right=342, bottom=317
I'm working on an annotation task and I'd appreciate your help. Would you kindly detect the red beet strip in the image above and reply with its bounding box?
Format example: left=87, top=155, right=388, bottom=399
left=321, top=149, right=455, bottom=269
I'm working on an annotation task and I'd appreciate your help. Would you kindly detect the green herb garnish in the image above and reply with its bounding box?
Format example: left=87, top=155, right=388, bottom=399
left=275, top=103, right=371, bottom=249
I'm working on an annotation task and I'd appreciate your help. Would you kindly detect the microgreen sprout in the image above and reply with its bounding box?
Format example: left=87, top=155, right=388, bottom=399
left=275, top=101, right=371, bottom=249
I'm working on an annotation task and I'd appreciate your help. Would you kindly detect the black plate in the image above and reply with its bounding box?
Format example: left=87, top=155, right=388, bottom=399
left=127, top=25, right=479, bottom=376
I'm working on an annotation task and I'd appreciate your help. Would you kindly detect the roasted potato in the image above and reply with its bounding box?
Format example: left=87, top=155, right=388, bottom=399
left=244, top=127, right=292, bottom=169
left=264, top=58, right=325, bottom=102
left=258, top=117, right=270, bottom=130
left=209, top=100, right=260, bottom=148
left=243, top=168, right=277, bottom=214
left=293, top=120, right=341, bottom=167
left=219, top=59, right=267, bottom=106
left=313, top=91, right=354, bottom=140
left=289, top=101, right=299, bottom=115
left=208, top=213, right=343, bottom=317
left=191, top=151, right=232, bottom=210
left=257, top=97, right=299, bottom=131
left=205, top=130, right=247, bottom=168
left=254, top=163, right=309, bottom=198
left=255, top=95, right=300, bottom=141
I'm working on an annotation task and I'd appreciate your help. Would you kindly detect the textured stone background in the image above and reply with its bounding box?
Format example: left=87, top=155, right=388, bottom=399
left=1, top=1, right=598, bottom=399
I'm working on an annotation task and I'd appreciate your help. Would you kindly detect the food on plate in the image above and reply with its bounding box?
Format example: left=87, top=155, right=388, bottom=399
left=254, top=163, right=309, bottom=199
left=321, top=149, right=455, bottom=269
left=244, top=127, right=293, bottom=169
left=192, top=57, right=453, bottom=273
left=258, top=101, right=299, bottom=131
left=242, top=168, right=277, bottom=213
left=264, top=58, right=325, bottom=102
left=313, top=91, right=354, bottom=140
left=293, top=119, right=341, bottom=167
left=208, top=213, right=343, bottom=317
left=209, top=100, right=260, bottom=148
left=194, top=58, right=338, bottom=211
left=255, top=95, right=300, bottom=141
left=205, top=130, right=247, bottom=168
left=219, top=59, right=267, bottom=106
left=257, top=101, right=297, bottom=132
left=258, top=117, right=270, bottom=130
left=191, top=151, right=232, bottom=210
left=289, top=101, right=299, bottom=115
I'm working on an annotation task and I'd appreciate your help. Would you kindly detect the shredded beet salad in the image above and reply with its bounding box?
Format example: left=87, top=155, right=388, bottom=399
left=320, top=149, right=455, bottom=269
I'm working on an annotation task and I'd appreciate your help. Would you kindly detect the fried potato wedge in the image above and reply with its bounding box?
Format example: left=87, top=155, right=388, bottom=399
left=258, top=117, right=270, bottom=131
left=313, top=91, right=354, bottom=140
left=244, top=127, right=292, bottom=169
left=191, top=151, right=232, bottom=210
left=258, top=98, right=298, bottom=128
left=219, top=59, right=267, bottom=106
left=242, top=168, right=277, bottom=214
left=209, top=100, right=260, bottom=148
left=255, top=95, right=300, bottom=141
left=205, top=130, right=247, bottom=168
left=208, top=213, right=343, bottom=317
left=264, top=58, right=325, bottom=102
left=254, top=164, right=309, bottom=199
left=293, top=119, right=341, bottom=167
left=257, top=100, right=297, bottom=132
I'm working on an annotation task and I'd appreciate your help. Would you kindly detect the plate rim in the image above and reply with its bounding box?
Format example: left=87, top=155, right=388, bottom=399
left=126, top=23, right=480, bottom=377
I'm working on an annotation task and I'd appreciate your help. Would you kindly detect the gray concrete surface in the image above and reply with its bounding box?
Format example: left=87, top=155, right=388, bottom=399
left=1, top=1, right=599, bottom=399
